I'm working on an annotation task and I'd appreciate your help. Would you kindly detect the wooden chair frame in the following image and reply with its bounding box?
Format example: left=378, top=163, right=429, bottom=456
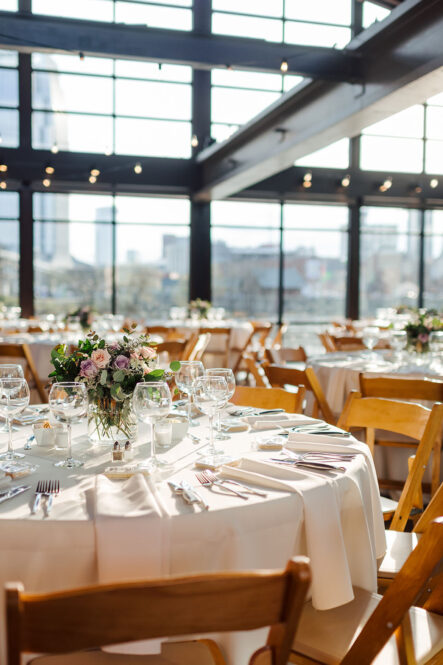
left=0, top=344, right=47, bottom=403
left=264, top=347, right=307, bottom=365
left=6, top=558, right=311, bottom=665
left=290, top=518, right=443, bottom=665
left=263, top=364, right=335, bottom=425
left=155, top=340, right=188, bottom=361
left=182, top=332, right=211, bottom=361
left=232, top=385, right=306, bottom=414
left=337, top=392, right=443, bottom=531
left=199, top=327, right=231, bottom=368
left=359, top=374, right=443, bottom=495
left=242, top=353, right=270, bottom=388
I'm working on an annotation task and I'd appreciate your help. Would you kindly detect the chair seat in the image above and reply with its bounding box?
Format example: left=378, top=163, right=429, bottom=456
left=378, top=530, right=421, bottom=578
left=380, top=495, right=399, bottom=515
left=29, top=640, right=225, bottom=665
left=291, top=587, right=443, bottom=665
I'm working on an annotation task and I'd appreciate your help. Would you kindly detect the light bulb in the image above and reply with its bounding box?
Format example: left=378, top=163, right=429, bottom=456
left=430, top=178, right=438, bottom=189
left=134, top=162, right=142, bottom=174
left=42, top=178, right=51, bottom=188
left=280, top=59, right=288, bottom=73
left=45, top=165, right=55, bottom=175
left=90, top=168, right=100, bottom=177
left=51, top=143, right=59, bottom=154
left=89, top=175, right=97, bottom=184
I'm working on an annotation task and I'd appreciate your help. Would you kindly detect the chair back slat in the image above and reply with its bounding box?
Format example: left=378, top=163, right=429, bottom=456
left=6, top=558, right=311, bottom=665
left=232, top=385, right=305, bottom=413
left=359, top=374, right=443, bottom=402
left=0, top=344, right=48, bottom=403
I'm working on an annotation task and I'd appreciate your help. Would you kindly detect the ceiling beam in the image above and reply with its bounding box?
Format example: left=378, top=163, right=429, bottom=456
left=194, top=0, right=443, bottom=201
left=0, top=11, right=361, bottom=80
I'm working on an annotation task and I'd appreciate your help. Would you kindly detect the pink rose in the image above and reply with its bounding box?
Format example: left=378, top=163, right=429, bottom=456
left=91, top=348, right=111, bottom=368
left=139, top=345, right=157, bottom=360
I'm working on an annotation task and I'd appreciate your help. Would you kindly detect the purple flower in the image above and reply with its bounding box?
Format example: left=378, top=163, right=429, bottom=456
left=114, top=354, right=130, bottom=369
left=108, top=341, right=120, bottom=351
left=418, top=332, right=429, bottom=343
left=79, top=358, right=99, bottom=378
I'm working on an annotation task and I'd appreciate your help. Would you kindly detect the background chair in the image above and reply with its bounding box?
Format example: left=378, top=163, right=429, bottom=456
left=359, top=374, right=443, bottom=495
left=182, top=332, right=211, bottom=361
left=155, top=340, right=188, bottom=362
left=6, top=557, right=311, bottom=665
left=0, top=343, right=47, bottom=403
left=264, top=346, right=307, bottom=364
left=199, top=327, right=231, bottom=368
left=263, top=364, right=335, bottom=425
left=290, top=518, right=443, bottom=665
left=232, top=385, right=305, bottom=414
left=337, top=391, right=443, bottom=530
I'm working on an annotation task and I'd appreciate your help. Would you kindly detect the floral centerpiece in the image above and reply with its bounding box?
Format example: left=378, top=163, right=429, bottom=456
left=404, top=309, right=443, bottom=353
left=49, top=325, right=179, bottom=444
left=65, top=306, right=94, bottom=331
left=188, top=298, right=212, bottom=320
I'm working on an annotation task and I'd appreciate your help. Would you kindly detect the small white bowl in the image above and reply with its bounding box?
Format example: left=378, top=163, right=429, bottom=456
left=167, top=415, right=189, bottom=442
left=33, top=423, right=56, bottom=448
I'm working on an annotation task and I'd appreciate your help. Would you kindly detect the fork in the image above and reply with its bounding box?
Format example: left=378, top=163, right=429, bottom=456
left=44, top=480, right=60, bottom=517
left=195, top=471, right=249, bottom=500
left=203, top=469, right=268, bottom=497
left=31, top=480, right=45, bottom=514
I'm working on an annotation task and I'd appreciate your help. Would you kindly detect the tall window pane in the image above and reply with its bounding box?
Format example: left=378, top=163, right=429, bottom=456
left=283, top=204, right=348, bottom=320
left=115, top=2, right=192, bottom=30
left=33, top=193, right=113, bottom=314
left=211, top=201, right=281, bottom=320
left=0, top=191, right=19, bottom=307
left=360, top=207, right=420, bottom=317
left=362, top=1, right=390, bottom=28
left=32, top=0, right=114, bottom=21
left=295, top=138, right=350, bottom=169
left=424, top=211, right=443, bottom=310
left=0, top=51, right=19, bottom=148
left=115, top=197, right=190, bottom=317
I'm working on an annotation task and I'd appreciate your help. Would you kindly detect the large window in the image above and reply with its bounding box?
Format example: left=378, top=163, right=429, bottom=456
left=31, top=0, right=192, bottom=30
left=0, top=191, right=19, bottom=306
left=425, top=93, right=443, bottom=175
left=283, top=204, right=348, bottom=320
left=31, top=54, right=192, bottom=157
left=212, top=0, right=351, bottom=48
left=424, top=210, right=443, bottom=310
left=211, top=68, right=302, bottom=143
left=0, top=50, right=19, bottom=149
left=360, top=207, right=420, bottom=317
left=211, top=200, right=281, bottom=320
left=295, top=138, right=350, bottom=169
left=115, top=196, right=190, bottom=317
left=33, top=193, right=190, bottom=317
left=362, top=1, right=391, bottom=29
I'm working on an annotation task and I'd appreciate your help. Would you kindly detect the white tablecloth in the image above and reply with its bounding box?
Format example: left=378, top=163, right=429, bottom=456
left=0, top=411, right=385, bottom=665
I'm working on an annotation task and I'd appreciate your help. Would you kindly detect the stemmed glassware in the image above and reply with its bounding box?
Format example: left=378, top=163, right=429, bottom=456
left=49, top=382, right=88, bottom=468
left=0, top=377, right=30, bottom=462
left=206, top=368, right=235, bottom=440
left=362, top=326, right=380, bottom=360
left=175, top=360, right=205, bottom=427
left=0, top=364, right=24, bottom=433
left=193, top=375, right=229, bottom=465
left=429, top=331, right=443, bottom=372
left=133, top=381, right=172, bottom=469
left=390, top=330, right=407, bottom=362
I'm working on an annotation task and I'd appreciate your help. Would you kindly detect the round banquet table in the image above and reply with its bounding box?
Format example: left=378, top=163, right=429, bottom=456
left=0, top=409, right=385, bottom=665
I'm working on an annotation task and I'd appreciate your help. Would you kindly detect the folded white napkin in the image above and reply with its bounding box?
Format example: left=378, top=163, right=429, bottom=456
left=220, top=457, right=359, bottom=610
left=286, top=432, right=386, bottom=560
left=243, top=414, right=321, bottom=431
left=94, top=473, right=170, bottom=584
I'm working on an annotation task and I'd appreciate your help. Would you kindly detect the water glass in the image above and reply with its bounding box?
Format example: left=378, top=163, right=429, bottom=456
left=206, top=368, right=235, bottom=440
left=0, top=364, right=24, bottom=433
left=429, top=331, right=443, bottom=372
left=390, top=330, right=407, bottom=361
left=0, top=378, right=30, bottom=462
left=193, top=375, right=228, bottom=464
left=362, top=326, right=380, bottom=358
left=133, top=381, right=172, bottom=469
left=175, top=361, right=205, bottom=427
left=49, top=382, right=88, bottom=468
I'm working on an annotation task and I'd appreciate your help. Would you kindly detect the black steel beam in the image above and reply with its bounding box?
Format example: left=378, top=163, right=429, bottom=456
left=19, top=186, right=34, bottom=317
left=0, top=11, right=361, bottom=80
left=346, top=198, right=361, bottom=320
left=195, top=0, right=443, bottom=201
left=190, top=202, right=211, bottom=301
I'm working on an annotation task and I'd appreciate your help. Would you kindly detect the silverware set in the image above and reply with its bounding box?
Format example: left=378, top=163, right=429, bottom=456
left=168, top=480, right=209, bottom=510
left=268, top=454, right=351, bottom=472
left=195, top=469, right=267, bottom=499
left=32, top=479, right=60, bottom=516
left=229, top=408, right=285, bottom=417
left=279, top=423, right=351, bottom=437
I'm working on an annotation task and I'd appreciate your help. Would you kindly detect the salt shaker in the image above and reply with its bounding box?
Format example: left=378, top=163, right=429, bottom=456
left=112, top=442, right=123, bottom=462
left=124, top=440, right=133, bottom=460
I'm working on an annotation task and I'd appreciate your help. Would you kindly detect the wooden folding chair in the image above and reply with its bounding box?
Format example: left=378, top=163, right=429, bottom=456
left=264, top=346, right=307, bottom=364
left=231, top=323, right=273, bottom=375
left=145, top=326, right=182, bottom=341
left=378, top=481, right=443, bottom=590
left=6, top=557, right=311, bottom=665
left=0, top=344, right=47, bottom=403
left=290, top=518, right=443, bottom=665
left=263, top=364, right=335, bottom=425
left=155, top=340, right=188, bottom=362
left=232, top=385, right=305, bottom=414
left=337, top=391, right=443, bottom=530
left=359, top=374, right=443, bottom=496
left=199, top=327, right=231, bottom=368
left=272, top=323, right=288, bottom=348
left=182, top=332, right=211, bottom=361
left=318, top=331, right=337, bottom=353
left=242, top=353, right=270, bottom=388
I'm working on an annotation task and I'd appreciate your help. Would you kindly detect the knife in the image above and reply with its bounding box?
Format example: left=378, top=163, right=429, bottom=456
left=0, top=484, right=31, bottom=504
left=168, top=481, right=197, bottom=506
left=180, top=480, right=209, bottom=511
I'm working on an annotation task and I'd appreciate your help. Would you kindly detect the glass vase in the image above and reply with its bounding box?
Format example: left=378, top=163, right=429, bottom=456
left=88, top=396, right=137, bottom=445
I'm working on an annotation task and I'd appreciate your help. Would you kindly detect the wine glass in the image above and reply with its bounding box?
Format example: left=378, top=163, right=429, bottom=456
left=206, top=368, right=235, bottom=440
left=0, top=378, right=30, bottom=461
left=390, top=330, right=407, bottom=362
left=175, top=360, right=205, bottom=427
left=0, top=364, right=24, bottom=433
left=193, top=375, right=228, bottom=464
left=49, top=382, right=88, bottom=468
left=429, top=331, right=443, bottom=372
left=133, top=381, right=172, bottom=469
left=362, top=326, right=380, bottom=360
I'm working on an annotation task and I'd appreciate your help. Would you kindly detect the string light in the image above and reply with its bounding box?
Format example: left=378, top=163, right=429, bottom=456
left=0, top=163, right=7, bottom=173
left=341, top=174, right=351, bottom=188
left=191, top=134, right=199, bottom=148
left=42, top=178, right=51, bottom=188
left=430, top=178, right=439, bottom=189
left=134, top=162, right=142, bottom=174
left=45, top=164, right=55, bottom=175
left=79, top=52, right=85, bottom=61
left=104, top=146, right=112, bottom=156
left=0, top=181, right=6, bottom=190
left=280, top=59, right=289, bottom=73
left=413, top=185, right=422, bottom=194
left=379, top=177, right=392, bottom=192
left=90, top=167, right=100, bottom=177
left=51, top=143, right=59, bottom=154
left=89, top=175, right=97, bottom=184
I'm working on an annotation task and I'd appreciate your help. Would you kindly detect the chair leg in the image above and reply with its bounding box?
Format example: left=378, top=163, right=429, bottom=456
left=430, top=438, right=441, bottom=497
